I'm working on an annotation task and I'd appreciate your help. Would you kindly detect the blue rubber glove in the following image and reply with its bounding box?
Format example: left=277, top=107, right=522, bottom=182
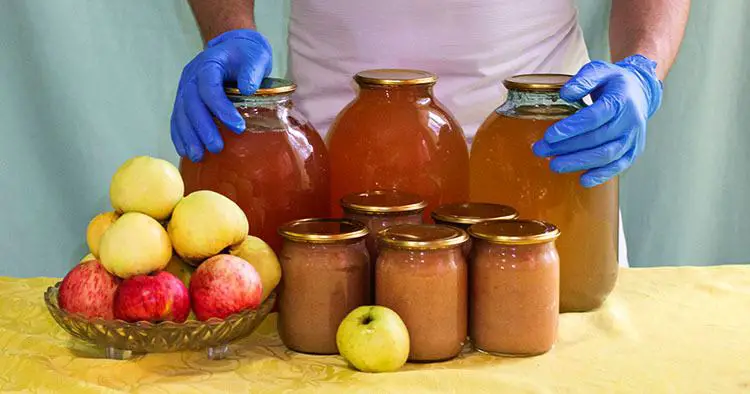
left=171, top=29, right=273, bottom=162
left=532, top=55, right=663, bottom=188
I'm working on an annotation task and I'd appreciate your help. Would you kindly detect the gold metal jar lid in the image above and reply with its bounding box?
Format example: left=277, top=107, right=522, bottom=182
left=354, top=69, right=437, bottom=86
left=503, top=74, right=572, bottom=92
left=468, top=219, right=560, bottom=245
left=341, top=190, right=427, bottom=215
left=431, top=202, right=519, bottom=225
left=278, top=218, right=369, bottom=244
left=378, top=224, right=468, bottom=250
left=224, top=77, right=297, bottom=96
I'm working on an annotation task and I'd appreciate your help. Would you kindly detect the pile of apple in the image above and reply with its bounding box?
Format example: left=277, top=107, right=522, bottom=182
left=58, top=156, right=281, bottom=324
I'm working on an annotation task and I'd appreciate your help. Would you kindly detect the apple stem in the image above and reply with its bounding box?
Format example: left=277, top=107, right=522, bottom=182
left=361, top=315, right=373, bottom=325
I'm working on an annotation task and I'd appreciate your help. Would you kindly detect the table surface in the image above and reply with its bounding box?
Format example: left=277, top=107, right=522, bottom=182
left=1, top=266, right=749, bottom=393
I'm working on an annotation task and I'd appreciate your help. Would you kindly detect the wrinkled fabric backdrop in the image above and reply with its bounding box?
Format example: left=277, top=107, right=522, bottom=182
left=1, top=0, right=747, bottom=277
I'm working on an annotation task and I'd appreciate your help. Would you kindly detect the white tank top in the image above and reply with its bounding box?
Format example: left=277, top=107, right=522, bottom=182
left=285, top=0, right=628, bottom=267
left=287, top=0, right=589, bottom=142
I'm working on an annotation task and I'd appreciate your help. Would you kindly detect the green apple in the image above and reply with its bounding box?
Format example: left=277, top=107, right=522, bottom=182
left=163, top=254, right=194, bottom=288
left=336, top=306, right=410, bottom=373
left=229, top=236, right=281, bottom=302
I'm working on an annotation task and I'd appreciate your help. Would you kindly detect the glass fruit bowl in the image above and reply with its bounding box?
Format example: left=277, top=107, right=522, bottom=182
left=44, top=282, right=275, bottom=360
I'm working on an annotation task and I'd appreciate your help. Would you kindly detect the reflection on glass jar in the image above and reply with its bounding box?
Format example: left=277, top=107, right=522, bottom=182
left=431, top=202, right=519, bottom=257
left=180, top=78, right=330, bottom=253
left=376, top=224, right=468, bottom=362
left=470, top=74, right=618, bottom=312
left=277, top=218, right=369, bottom=355
left=468, top=220, right=560, bottom=357
left=327, top=69, right=469, bottom=220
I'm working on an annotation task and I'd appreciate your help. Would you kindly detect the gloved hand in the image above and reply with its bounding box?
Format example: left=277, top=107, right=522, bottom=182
left=171, top=29, right=273, bottom=162
left=532, top=55, right=663, bottom=187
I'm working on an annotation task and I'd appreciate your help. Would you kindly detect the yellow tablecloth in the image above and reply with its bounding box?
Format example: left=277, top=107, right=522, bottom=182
left=1, top=266, right=749, bottom=393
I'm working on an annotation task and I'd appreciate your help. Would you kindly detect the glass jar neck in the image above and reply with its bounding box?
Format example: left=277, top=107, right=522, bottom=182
left=228, top=93, right=292, bottom=109
left=500, top=89, right=582, bottom=118
left=356, top=83, right=434, bottom=102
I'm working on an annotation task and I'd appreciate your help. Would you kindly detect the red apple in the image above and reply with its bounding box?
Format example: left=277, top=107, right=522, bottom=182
left=58, top=260, right=120, bottom=320
left=113, top=271, right=190, bottom=323
left=190, top=254, right=263, bottom=321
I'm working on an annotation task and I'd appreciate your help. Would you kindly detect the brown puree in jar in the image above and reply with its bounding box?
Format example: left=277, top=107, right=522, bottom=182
left=431, top=202, right=519, bottom=257
left=341, top=190, right=426, bottom=260
left=376, top=224, right=468, bottom=362
left=277, top=219, right=370, bottom=354
left=468, top=220, right=560, bottom=356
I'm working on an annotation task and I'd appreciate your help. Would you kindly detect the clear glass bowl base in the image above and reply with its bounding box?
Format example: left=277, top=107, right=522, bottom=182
left=45, top=282, right=275, bottom=360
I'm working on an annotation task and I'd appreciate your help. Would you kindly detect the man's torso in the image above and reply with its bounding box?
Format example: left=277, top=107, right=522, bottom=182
left=287, top=0, right=589, bottom=139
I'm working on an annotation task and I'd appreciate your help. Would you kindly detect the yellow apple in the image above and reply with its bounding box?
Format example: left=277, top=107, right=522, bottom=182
left=79, top=253, right=96, bottom=264
left=109, top=156, right=184, bottom=221
left=167, top=190, right=248, bottom=262
left=85, top=211, right=120, bottom=257
left=164, top=254, right=194, bottom=288
left=99, top=212, right=172, bottom=279
left=229, top=236, right=281, bottom=301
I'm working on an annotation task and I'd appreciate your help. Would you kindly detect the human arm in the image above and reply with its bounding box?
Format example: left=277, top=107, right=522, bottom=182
left=171, top=0, right=273, bottom=162
left=533, top=0, right=691, bottom=187
left=610, top=0, right=691, bottom=80
left=188, top=0, right=257, bottom=44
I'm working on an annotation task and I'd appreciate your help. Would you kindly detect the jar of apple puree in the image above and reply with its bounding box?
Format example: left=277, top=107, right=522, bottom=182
left=277, top=218, right=370, bottom=355
left=468, top=220, right=560, bottom=356
left=376, top=224, right=468, bottom=362
left=341, top=189, right=427, bottom=261
left=431, top=202, right=519, bottom=257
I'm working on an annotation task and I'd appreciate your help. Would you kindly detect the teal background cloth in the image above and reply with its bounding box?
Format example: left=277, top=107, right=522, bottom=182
left=1, top=0, right=747, bottom=277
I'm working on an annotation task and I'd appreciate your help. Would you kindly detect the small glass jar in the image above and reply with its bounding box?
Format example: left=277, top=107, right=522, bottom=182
left=431, top=202, right=519, bottom=257
left=376, top=224, right=468, bottom=362
left=341, top=189, right=427, bottom=260
left=468, top=220, right=560, bottom=357
left=277, top=218, right=370, bottom=355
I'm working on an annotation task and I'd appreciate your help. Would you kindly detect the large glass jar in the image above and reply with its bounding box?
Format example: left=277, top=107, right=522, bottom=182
left=376, top=224, right=468, bottom=362
left=431, top=202, right=519, bottom=257
left=180, top=78, right=330, bottom=253
left=469, top=74, right=619, bottom=312
left=277, top=218, right=370, bottom=355
left=468, top=220, right=560, bottom=356
left=327, top=69, right=470, bottom=219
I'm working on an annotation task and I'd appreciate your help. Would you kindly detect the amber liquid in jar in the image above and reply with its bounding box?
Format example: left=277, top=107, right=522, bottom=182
left=277, top=219, right=370, bottom=354
left=469, top=220, right=560, bottom=356
left=376, top=224, right=468, bottom=362
left=327, top=69, right=470, bottom=220
left=470, top=75, right=618, bottom=312
left=180, top=79, right=330, bottom=253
